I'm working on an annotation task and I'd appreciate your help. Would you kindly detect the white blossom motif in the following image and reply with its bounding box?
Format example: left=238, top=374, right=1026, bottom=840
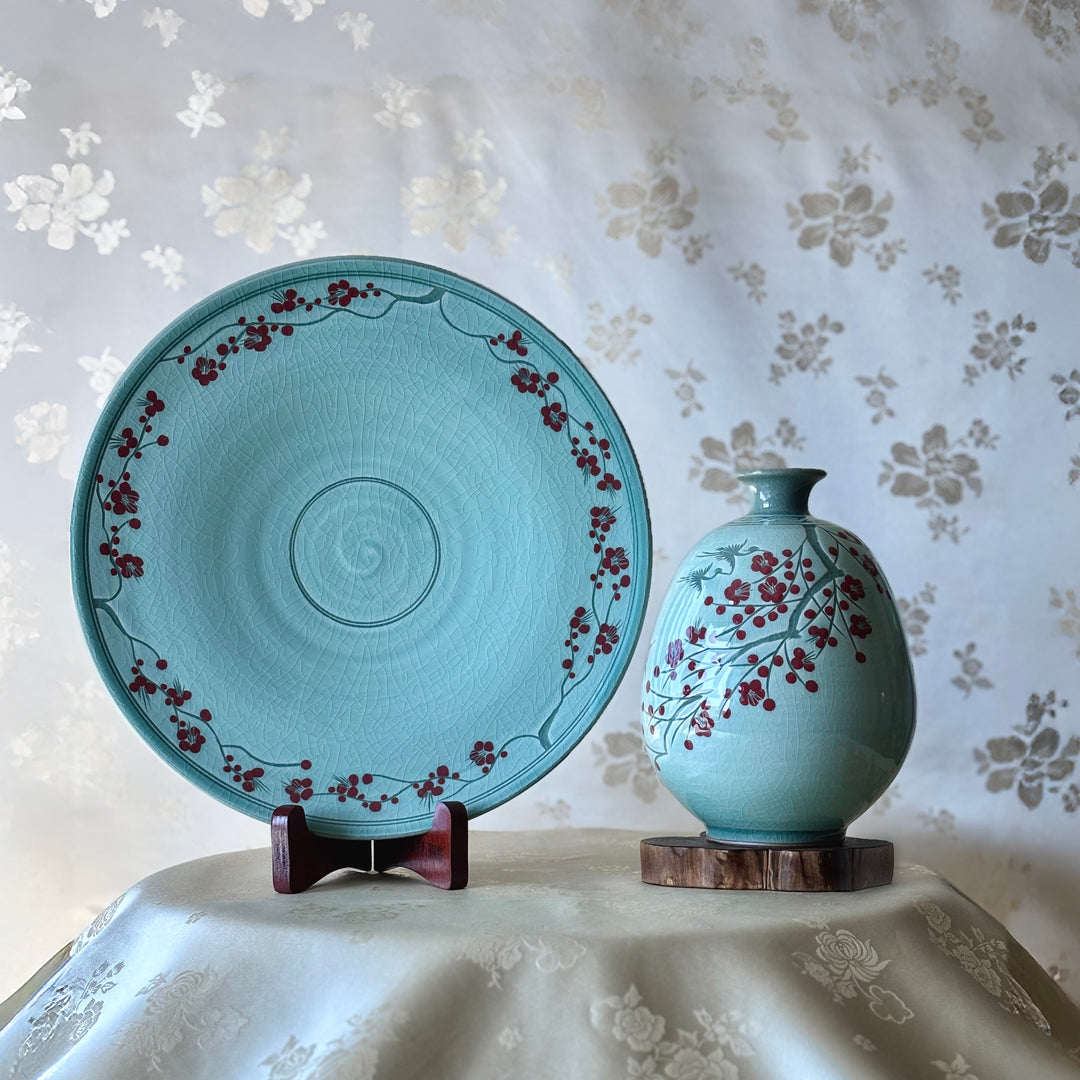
left=401, top=129, right=508, bottom=252
left=0, top=538, right=38, bottom=680
left=540, top=23, right=608, bottom=132
left=120, top=968, right=248, bottom=1072
left=11, top=680, right=121, bottom=797
left=6, top=131, right=128, bottom=253
left=374, top=75, right=425, bottom=130
left=143, top=7, right=184, bottom=45
left=0, top=66, right=31, bottom=126
left=591, top=985, right=758, bottom=1078
left=242, top=0, right=325, bottom=21
left=584, top=302, right=653, bottom=366
left=202, top=132, right=324, bottom=255
left=931, top=1053, right=982, bottom=1079
left=0, top=302, right=41, bottom=372
left=177, top=71, right=226, bottom=138
left=535, top=253, right=573, bottom=290
left=601, top=0, right=706, bottom=59
left=61, top=122, right=102, bottom=158
left=420, top=0, right=505, bottom=24
left=337, top=11, right=374, bottom=50
left=14, top=401, right=69, bottom=465
left=459, top=935, right=585, bottom=988
left=77, top=345, right=127, bottom=407
left=141, top=244, right=186, bottom=290
left=82, top=0, right=127, bottom=16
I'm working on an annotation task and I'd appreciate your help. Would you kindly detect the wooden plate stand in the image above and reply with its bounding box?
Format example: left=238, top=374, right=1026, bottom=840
left=271, top=801, right=469, bottom=893
left=640, top=835, right=893, bottom=892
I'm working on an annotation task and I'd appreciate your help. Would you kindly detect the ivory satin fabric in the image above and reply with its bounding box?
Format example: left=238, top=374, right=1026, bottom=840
left=1, top=830, right=1078, bottom=1079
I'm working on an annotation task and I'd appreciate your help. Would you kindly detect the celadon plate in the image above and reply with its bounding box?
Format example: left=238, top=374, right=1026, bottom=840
left=72, top=257, right=651, bottom=837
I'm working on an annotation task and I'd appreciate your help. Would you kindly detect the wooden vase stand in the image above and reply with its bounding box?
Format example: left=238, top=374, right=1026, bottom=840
left=271, top=800, right=469, bottom=893
left=640, top=835, right=893, bottom=892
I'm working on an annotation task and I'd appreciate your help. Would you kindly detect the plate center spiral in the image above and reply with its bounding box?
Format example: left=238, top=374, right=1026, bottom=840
left=289, top=477, right=441, bottom=628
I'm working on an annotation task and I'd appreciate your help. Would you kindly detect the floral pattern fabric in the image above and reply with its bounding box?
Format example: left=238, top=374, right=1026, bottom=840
left=2, top=0, right=1080, bottom=1023
left=1, top=831, right=1078, bottom=1079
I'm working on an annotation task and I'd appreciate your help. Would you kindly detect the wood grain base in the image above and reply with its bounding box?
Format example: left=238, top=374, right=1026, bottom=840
left=271, top=801, right=469, bottom=893
left=640, top=835, right=893, bottom=892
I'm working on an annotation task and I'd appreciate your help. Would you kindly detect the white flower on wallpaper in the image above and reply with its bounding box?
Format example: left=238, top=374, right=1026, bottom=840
left=242, top=0, right=325, bottom=21
left=373, top=76, right=425, bottom=130
left=82, top=0, right=126, bottom=17
left=202, top=132, right=325, bottom=255
left=402, top=129, right=509, bottom=253
left=0, top=302, right=41, bottom=372
left=420, top=0, right=505, bottom=24
left=337, top=11, right=374, bottom=50
left=13, top=401, right=70, bottom=466
left=77, top=345, right=127, bottom=407
left=143, top=7, right=184, bottom=46
left=177, top=71, right=226, bottom=138
left=540, top=23, right=608, bottom=132
left=0, top=66, right=30, bottom=126
left=11, top=680, right=120, bottom=798
left=141, top=245, right=186, bottom=290
left=534, top=253, right=573, bottom=291
left=61, top=122, right=102, bottom=158
left=5, top=132, right=128, bottom=253
left=584, top=302, right=653, bottom=365
left=0, top=539, right=38, bottom=680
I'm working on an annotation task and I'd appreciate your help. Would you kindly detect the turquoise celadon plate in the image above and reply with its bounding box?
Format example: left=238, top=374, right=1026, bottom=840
left=71, top=257, right=651, bottom=837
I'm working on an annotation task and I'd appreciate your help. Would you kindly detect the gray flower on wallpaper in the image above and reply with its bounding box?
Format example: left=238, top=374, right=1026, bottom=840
left=787, top=146, right=903, bottom=269
left=993, top=0, right=1080, bottom=61
left=0, top=66, right=31, bottom=126
left=541, top=23, right=608, bottom=132
left=1050, top=369, right=1080, bottom=420
left=983, top=143, right=1080, bottom=266
left=690, top=420, right=805, bottom=503
left=854, top=367, right=897, bottom=424
left=665, top=361, right=706, bottom=417
left=584, top=303, right=653, bottom=366
left=728, top=260, right=766, bottom=302
left=596, top=139, right=702, bottom=260
left=202, top=130, right=325, bottom=256
left=1050, top=587, right=1080, bottom=662
left=796, top=0, right=903, bottom=59
left=886, top=38, right=1004, bottom=151
left=702, top=36, right=809, bottom=150
left=923, top=263, right=962, bottom=304
left=965, top=311, right=1036, bottom=385
left=896, top=583, right=934, bottom=658
left=951, top=642, right=993, bottom=697
left=592, top=724, right=658, bottom=803
left=974, top=691, right=1078, bottom=811
left=771, top=311, right=843, bottom=384
left=600, top=0, right=706, bottom=59
left=879, top=421, right=995, bottom=542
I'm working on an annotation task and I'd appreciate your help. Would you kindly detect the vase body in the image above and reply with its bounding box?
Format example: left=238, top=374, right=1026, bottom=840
left=641, top=469, right=915, bottom=844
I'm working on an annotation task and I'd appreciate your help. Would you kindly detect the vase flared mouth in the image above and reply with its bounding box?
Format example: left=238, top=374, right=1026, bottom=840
left=736, top=468, right=826, bottom=516
left=734, top=468, right=827, bottom=483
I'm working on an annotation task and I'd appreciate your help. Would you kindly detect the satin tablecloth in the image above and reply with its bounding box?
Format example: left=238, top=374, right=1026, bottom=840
left=1, top=829, right=1078, bottom=1079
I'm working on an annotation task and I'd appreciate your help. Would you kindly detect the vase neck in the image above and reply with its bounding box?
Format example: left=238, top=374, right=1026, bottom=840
left=737, top=469, right=825, bottom=517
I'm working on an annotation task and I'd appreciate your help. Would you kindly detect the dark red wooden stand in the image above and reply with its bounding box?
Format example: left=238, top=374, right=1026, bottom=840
left=271, top=801, right=469, bottom=893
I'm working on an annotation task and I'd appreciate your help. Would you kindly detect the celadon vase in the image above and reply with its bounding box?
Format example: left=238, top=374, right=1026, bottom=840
left=641, top=469, right=915, bottom=845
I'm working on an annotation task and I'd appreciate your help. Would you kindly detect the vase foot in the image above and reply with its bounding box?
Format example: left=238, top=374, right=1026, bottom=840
left=703, top=826, right=845, bottom=847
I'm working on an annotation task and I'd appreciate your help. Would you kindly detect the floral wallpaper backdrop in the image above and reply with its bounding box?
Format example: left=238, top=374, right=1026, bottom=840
left=1, top=0, right=1079, bottom=1004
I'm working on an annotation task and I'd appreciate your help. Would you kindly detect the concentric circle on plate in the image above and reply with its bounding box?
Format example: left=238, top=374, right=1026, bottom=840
left=71, top=257, right=651, bottom=837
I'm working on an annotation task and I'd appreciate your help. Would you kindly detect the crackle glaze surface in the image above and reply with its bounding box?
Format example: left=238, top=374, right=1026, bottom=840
left=642, top=470, right=914, bottom=843
left=71, top=256, right=651, bottom=838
